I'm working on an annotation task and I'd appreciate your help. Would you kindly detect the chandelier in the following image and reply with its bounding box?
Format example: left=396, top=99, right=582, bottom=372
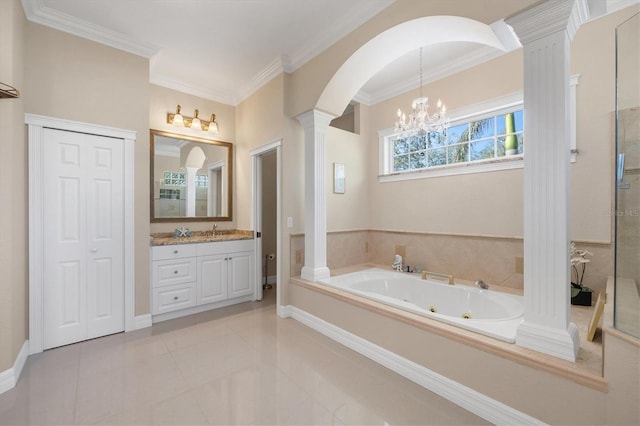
left=394, top=47, right=449, bottom=137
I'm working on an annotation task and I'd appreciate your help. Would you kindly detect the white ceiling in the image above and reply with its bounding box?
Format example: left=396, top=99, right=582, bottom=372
left=21, top=0, right=639, bottom=107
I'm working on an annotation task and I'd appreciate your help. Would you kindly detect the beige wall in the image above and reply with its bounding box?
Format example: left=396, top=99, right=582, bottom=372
left=327, top=126, right=370, bottom=231
left=366, top=51, right=525, bottom=237
left=0, top=0, right=27, bottom=372
left=24, top=22, right=151, bottom=315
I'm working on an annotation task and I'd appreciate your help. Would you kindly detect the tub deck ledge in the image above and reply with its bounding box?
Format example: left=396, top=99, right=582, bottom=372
left=289, top=266, right=607, bottom=393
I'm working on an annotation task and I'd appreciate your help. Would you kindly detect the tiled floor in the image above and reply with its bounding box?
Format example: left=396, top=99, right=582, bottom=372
left=0, top=287, right=488, bottom=425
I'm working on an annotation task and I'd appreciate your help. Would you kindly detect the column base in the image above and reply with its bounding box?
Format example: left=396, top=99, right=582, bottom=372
left=301, top=266, right=331, bottom=282
left=516, top=321, right=580, bottom=362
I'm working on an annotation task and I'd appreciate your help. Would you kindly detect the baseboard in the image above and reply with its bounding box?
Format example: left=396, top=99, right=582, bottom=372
left=0, top=340, right=29, bottom=395
left=284, top=305, right=542, bottom=426
left=134, top=314, right=152, bottom=330
left=152, top=295, right=254, bottom=323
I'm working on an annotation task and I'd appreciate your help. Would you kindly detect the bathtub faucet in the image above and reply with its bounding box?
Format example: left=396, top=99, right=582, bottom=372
left=421, top=270, right=455, bottom=285
left=475, top=280, right=489, bottom=290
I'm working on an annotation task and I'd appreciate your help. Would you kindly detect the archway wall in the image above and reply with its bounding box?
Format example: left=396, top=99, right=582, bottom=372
left=316, top=16, right=506, bottom=116
left=284, top=0, right=539, bottom=118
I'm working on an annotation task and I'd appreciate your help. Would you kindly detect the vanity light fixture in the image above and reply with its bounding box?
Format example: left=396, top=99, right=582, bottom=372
left=167, top=105, right=219, bottom=133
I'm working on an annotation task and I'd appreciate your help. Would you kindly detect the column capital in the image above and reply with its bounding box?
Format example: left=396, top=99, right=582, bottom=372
left=507, top=0, right=594, bottom=44
left=296, top=109, right=335, bottom=129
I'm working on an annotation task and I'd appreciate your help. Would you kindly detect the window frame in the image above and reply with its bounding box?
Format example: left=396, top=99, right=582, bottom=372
left=378, top=78, right=579, bottom=183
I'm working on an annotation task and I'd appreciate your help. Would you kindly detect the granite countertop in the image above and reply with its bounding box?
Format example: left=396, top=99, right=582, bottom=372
left=150, top=229, right=254, bottom=246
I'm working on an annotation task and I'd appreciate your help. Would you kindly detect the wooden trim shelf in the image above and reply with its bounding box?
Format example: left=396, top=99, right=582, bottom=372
left=0, top=82, right=20, bottom=99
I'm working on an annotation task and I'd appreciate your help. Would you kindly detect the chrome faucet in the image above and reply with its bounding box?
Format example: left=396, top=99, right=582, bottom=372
left=475, top=280, right=489, bottom=290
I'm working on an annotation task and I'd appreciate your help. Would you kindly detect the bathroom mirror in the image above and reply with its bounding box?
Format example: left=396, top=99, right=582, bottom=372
left=150, top=129, right=232, bottom=222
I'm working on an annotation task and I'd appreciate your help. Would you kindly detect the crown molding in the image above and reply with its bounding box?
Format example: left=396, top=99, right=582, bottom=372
left=150, top=73, right=237, bottom=106
left=21, top=0, right=159, bottom=58
left=284, top=0, right=396, bottom=72
left=355, top=45, right=503, bottom=106
left=235, top=56, right=286, bottom=105
left=605, top=0, right=640, bottom=14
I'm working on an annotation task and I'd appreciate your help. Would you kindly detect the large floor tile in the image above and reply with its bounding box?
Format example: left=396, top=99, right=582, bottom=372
left=0, top=298, right=488, bottom=426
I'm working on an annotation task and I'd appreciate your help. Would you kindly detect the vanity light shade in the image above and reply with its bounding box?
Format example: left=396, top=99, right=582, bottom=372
left=208, top=113, right=219, bottom=134
left=172, top=105, right=184, bottom=126
left=191, top=109, right=201, bottom=130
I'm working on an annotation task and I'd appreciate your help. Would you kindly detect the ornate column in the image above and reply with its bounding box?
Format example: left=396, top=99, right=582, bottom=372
left=507, top=0, right=593, bottom=362
left=296, top=109, right=335, bottom=282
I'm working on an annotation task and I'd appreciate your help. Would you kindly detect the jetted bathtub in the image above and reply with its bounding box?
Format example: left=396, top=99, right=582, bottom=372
left=319, top=268, right=524, bottom=342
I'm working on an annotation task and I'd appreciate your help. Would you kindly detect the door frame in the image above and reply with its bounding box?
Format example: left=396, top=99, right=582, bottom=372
left=250, top=139, right=281, bottom=314
left=26, top=114, right=136, bottom=354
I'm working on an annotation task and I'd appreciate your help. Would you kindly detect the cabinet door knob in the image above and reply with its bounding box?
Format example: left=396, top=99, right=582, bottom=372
left=174, top=270, right=178, bottom=274
left=174, top=250, right=179, bottom=254
left=228, top=257, right=232, bottom=260
left=174, top=296, right=178, bottom=300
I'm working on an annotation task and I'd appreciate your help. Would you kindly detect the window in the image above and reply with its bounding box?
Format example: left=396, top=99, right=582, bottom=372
left=163, top=171, right=208, bottom=188
left=390, top=109, right=524, bottom=173
left=379, top=79, right=579, bottom=183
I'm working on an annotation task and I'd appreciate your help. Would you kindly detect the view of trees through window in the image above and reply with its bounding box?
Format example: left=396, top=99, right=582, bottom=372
left=392, top=109, right=524, bottom=172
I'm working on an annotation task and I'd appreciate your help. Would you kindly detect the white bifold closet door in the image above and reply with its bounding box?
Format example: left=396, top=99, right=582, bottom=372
left=42, top=128, right=125, bottom=350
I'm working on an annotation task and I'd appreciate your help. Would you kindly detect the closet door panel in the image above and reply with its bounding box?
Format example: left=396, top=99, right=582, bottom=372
left=86, top=136, right=124, bottom=338
left=43, top=130, right=88, bottom=349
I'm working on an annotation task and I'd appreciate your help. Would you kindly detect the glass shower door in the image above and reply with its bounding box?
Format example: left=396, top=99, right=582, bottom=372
left=614, top=12, right=640, bottom=338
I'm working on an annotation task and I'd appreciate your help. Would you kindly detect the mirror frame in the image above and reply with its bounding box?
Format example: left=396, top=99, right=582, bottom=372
left=150, top=129, right=233, bottom=223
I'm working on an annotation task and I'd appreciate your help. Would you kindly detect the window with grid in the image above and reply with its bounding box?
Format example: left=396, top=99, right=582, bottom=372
left=390, top=109, right=524, bottom=173
left=163, top=171, right=208, bottom=187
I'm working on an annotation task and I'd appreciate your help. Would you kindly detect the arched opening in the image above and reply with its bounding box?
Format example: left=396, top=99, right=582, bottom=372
left=299, top=15, right=511, bottom=282
left=316, top=16, right=507, bottom=116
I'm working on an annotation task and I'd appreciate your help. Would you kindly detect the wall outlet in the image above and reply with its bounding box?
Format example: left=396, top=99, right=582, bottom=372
left=515, top=257, right=524, bottom=274
left=395, top=245, right=406, bottom=257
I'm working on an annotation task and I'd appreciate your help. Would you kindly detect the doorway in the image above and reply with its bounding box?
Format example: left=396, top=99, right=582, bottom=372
left=250, top=140, right=281, bottom=312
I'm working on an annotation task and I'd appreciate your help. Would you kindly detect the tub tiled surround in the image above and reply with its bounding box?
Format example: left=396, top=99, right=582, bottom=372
left=291, top=231, right=613, bottom=295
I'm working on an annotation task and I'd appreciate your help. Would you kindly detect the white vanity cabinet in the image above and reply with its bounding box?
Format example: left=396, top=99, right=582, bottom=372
left=197, top=240, right=255, bottom=304
left=151, top=239, right=255, bottom=319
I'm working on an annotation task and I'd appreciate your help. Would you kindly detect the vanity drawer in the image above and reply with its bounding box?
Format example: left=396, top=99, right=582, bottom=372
left=153, top=258, right=197, bottom=287
left=153, top=282, right=196, bottom=314
left=152, top=244, right=197, bottom=261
